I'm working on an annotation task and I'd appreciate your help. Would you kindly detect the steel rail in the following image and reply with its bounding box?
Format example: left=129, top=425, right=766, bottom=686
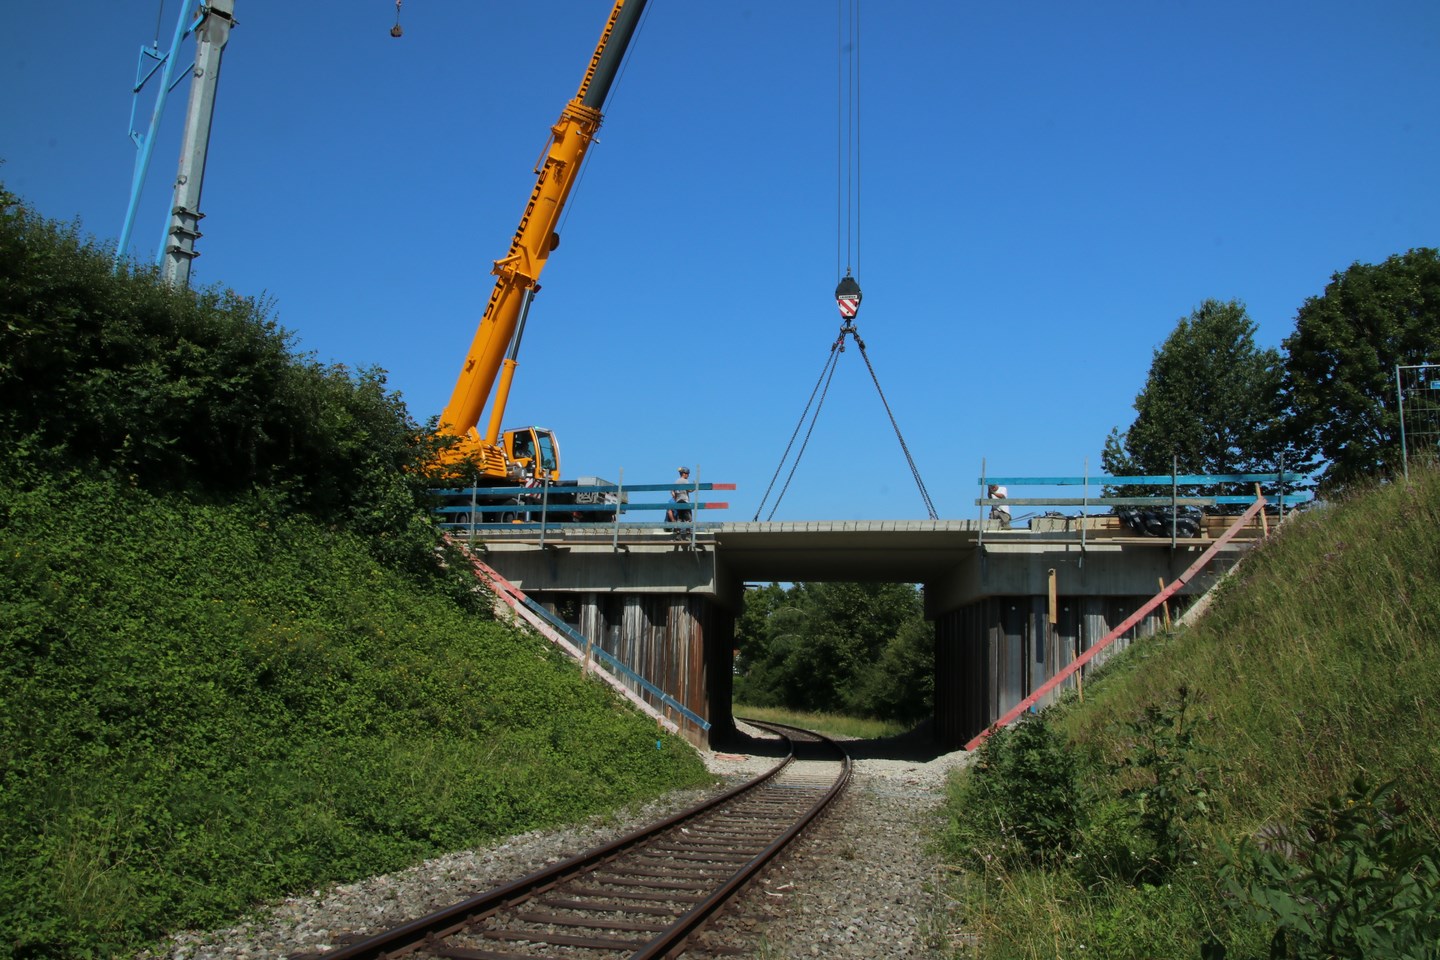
left=634, top=720, right=852, bottom=958
left=289, top=721, right=849, bottom=960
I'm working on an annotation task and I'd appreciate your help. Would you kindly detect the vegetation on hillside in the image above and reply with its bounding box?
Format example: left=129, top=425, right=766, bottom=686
left=938, top=467, right=1440, bottom=958
left=0, top=187, right=709, bottom=959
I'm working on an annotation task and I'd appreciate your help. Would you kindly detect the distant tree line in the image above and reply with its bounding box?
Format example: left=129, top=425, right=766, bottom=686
left=1104, top=248, right=1440, bottom=494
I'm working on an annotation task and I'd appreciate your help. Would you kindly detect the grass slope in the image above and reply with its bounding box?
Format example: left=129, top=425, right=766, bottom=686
left=939, top=467, right=1440, bottom=958
left=0, top=476, right=710, bottom=959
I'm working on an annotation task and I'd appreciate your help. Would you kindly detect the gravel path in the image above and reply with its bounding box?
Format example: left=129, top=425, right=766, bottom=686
left=136, top=724, right=971, bottom=960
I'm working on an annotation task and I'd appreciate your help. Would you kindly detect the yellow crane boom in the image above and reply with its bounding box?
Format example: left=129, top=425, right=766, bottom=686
left=436, top=0, right=646, bottom=481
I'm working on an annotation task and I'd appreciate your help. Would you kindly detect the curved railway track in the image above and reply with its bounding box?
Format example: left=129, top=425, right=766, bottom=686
left=291, top=721, right=849, bottom=960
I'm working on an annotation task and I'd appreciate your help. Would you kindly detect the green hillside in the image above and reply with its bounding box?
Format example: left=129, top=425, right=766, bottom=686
left=940, top=468, right=1440, bottom=958
left=0, top=187, right=709, bottom=958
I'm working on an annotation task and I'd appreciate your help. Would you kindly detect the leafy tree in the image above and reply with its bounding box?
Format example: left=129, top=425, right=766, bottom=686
left=1283, top=248, right=1440, bottom=492
left=1103, top=299, right=1294, bottom=481
left=733, top=582, right=786, bottom=678
left=848, top=614, right=935, bottom=724
left=733, top=581, right=932, bottom=722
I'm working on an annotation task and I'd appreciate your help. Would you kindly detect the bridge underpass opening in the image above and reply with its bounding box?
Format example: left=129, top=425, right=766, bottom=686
left=479, top=522, right=1251, bottom=749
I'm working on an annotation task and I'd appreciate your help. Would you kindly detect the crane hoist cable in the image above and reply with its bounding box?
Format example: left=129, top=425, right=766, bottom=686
left=752, top=331, right=846, bottom=521
left=755, top=0, right=938, bottom=521
left=850, top=325, right=938, bottom=520
left=390, top=0, right=403, bottom=37
left=837, top=0, right=861, bottom=286
left=152, top=0, right=167, bottom=47
left=755, top=321, right=938, bottom=521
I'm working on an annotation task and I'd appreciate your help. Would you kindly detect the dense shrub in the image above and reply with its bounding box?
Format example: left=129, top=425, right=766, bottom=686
left=941, top=713, right=1080, bottom=869
left=0, top=184, right=449, bottom=582
left=734, top=581, right=933, bottom=724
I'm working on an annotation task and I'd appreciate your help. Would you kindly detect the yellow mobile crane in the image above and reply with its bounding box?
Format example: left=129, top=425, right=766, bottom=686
left=434, top=0, right=646, bottom=489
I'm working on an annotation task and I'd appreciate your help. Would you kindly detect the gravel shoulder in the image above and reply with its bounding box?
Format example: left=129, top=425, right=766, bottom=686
left=137, top=725, right=971, bottom=959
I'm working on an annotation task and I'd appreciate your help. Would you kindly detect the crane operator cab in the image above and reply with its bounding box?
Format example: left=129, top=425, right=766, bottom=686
left=504, top=426, right=560, bottom=483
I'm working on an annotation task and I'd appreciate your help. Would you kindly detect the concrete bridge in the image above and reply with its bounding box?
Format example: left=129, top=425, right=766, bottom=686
left=468, top=515, right=1266, bottom=749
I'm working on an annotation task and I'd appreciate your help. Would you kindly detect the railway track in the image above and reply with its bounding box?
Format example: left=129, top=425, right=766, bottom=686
left=290, top=721, right=850, bottom=960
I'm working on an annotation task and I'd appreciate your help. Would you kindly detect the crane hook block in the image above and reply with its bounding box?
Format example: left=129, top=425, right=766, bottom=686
left=835, top=274, right=862, bottom=320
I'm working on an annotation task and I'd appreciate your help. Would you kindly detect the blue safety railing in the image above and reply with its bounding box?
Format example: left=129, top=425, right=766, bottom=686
left=511, top=590, right=710, bottom=731
left=974, top=469, right=1310, bottom=547
left=433, top=479, right=733, bottom=544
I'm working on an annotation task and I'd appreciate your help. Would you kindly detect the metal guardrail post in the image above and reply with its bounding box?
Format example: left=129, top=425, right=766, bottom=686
left=612, top=467, right=624, bottom=551
left=1279, top=453, right=1286, bottom=521
left=1171, top=455, right=1178, bottom=549
left=468, top=478, right=478, bottom=544
left=978, top=458, right=987, bottom=551
left=1397, top=364, right=1409, bottom=481
left=688, top=466, right=700, bottom=548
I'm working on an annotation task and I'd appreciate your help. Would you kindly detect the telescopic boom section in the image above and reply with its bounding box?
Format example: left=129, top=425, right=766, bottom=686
left=437, top=0, right=646, bottom=475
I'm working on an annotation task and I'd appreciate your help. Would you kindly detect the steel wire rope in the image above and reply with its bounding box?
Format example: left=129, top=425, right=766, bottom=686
left=762, top=339, right=846, bottom=521
left=851, top=331, right=938, bottom=519
left=835, top=4, right=844, bottom=279
left=836, top=0, right=861, bottom=279
left=152, top=0, right=167, bottom=47
left=752, top=337, right=844, bottom=520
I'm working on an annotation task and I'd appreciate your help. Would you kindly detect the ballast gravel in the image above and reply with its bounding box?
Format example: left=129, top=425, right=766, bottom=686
left=135, top=724, right=970, bottom=960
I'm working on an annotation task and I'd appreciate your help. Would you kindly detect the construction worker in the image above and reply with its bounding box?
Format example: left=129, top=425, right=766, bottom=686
left=989, top=484, right=1011, bottom=530
left=667, top=466, right=693, bottom=526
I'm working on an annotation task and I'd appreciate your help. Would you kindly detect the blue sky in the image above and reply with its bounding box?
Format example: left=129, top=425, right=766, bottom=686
left=5, top=2, right=1438, bottom=522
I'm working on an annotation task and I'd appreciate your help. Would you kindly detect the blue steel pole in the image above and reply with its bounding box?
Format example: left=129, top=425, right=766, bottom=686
left=115, top=0, right=202, bottom=269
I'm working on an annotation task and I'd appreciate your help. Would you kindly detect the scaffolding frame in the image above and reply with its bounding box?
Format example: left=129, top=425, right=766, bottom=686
left=1396, top=363, right=1440, bottom=480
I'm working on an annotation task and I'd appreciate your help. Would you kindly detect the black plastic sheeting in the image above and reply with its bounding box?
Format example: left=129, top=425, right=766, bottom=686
left=1116, top=505, right=1202, bottom=538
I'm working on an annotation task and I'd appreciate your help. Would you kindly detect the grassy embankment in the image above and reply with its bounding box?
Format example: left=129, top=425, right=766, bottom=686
left=0, top=480, right=709, bottom=959
left=0, top=186, right=710, bottom=959
left=938, top=468, right=1440, bottom=958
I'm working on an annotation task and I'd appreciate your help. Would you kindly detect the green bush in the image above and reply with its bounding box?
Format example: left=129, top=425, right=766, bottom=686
left=941, top=713, right=1080, bottom=869
left=0, top=475, right=710, bottom=957
left=0, top=183, right=451, bottom=585
left=1111, top=686, right=1221, bottom=882
left=1217, top=778, right=1440, bottom=960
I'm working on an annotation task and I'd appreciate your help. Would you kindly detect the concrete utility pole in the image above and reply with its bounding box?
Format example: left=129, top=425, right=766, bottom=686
left=159, top=0, right=235, bottom=287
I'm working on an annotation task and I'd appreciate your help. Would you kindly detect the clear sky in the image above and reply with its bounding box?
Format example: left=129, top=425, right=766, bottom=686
left=4, top=2, right=1438, bottom=522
